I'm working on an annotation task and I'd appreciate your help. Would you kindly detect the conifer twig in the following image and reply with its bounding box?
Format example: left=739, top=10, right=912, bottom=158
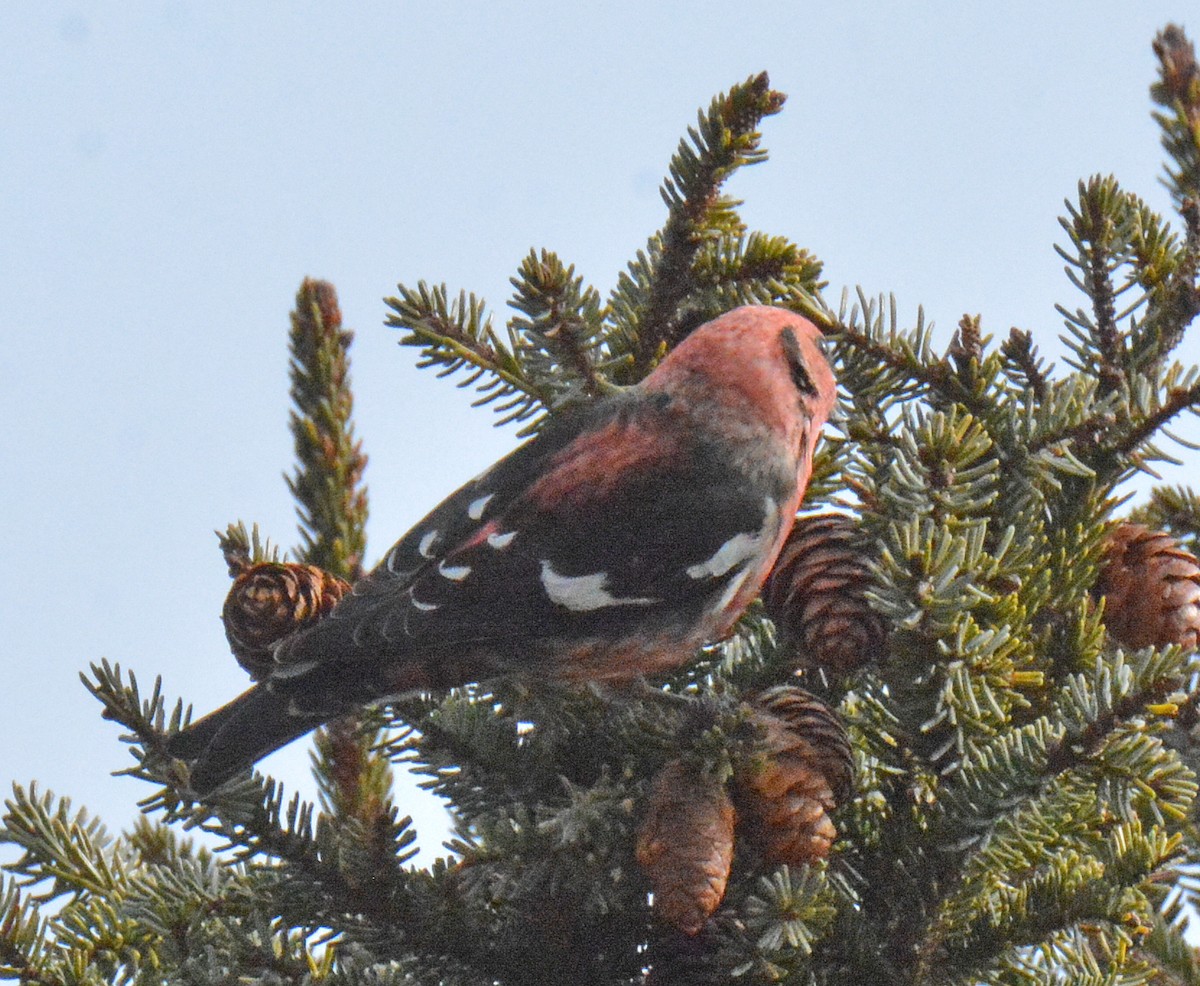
left=1000, top=327, right=1050, bottom=401
left=287, top=278, right=369, bottom=579
left=1171, top=195, right=1200, bottom=325
left=1058, top=177, right=1127, bottom=397
left=508, top=248, right=610, bottom=406
left=284, top=280, right=403, bottom=892
left=947, top=314, right=984, bottom=377
left=1086, top=193, right=1123, bottom=389
left=1130, top=484, right=1200, bottom=548
left=621, top=72, right=786, bottom=377
left=1043, top=676, right=1185, bottom=776
left=1152, top=24, right=1200, bottom=208
left=387, top=282, right=552, bottom=424
left=215, top=520, right=281, bottom=577
left=1103, top=378, right=1200, bottom=466
left=829, top=316, right=997, bottom=422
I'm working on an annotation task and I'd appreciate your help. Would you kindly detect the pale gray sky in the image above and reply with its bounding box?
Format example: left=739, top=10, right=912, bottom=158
left=1, top=2, right=1194, bottom=857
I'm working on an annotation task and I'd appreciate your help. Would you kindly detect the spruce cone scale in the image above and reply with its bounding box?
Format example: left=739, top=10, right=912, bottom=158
left=736, top=686, right=853, bottom=867
left=761, top=512, right=885, bottom=674
left=1096, top=522, right=1200, bottom=650
left=636, top=759, right=736, bottom=936
left=223, top=562, right=352, bottom=679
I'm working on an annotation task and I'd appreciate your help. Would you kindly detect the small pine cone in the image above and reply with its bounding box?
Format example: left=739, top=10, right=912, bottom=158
left=736, top=686, right=853, bottom=867
left=1095, top=522, right=1200, bottom=651
left=223, top=562, right=351, bottom=679
left=636, top=759, right=735, bottom=936
left=760, top=512, right=885, bottom=674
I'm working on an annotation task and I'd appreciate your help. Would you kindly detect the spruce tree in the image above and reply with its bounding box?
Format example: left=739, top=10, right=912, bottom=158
left=5, top=24, right=1200, bottom=985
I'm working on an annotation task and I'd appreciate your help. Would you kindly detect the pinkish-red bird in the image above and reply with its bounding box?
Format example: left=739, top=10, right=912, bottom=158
left=169, top=305, right=837, bottom=793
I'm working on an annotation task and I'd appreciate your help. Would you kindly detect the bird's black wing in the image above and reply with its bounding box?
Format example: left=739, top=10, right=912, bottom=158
left=272, top=389, right=796, bottom=684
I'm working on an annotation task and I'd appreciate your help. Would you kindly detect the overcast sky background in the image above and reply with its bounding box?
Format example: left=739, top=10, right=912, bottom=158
left=2, top=2, right=1196, bottom=863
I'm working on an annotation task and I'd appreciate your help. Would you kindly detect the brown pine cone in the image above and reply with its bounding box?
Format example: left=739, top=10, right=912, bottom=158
left=760, top=512, right=885, bottom=674
left=735, top=686, right=853, bottom=867
left=636, top=759, right=736, bottom=936
left=223, top=562, right=351, bottom=679
left=1095, top=522, right=1200, bottom=651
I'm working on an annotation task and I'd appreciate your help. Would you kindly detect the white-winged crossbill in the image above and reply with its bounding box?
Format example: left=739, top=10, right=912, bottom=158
left=169, top=305, right=837, bottom=794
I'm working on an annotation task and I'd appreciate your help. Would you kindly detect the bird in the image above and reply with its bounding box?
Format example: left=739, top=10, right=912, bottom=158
left=168, top=305, right=838, bottom=794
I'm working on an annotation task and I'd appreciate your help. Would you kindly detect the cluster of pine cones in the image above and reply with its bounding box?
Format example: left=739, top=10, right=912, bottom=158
left=635, top=514, right=876, bottom=935
left=216, top=513, right=1200, bottom=937
left=634, top=513, right=1200, bottom=935
left=635, top=685, right=853, bottom=935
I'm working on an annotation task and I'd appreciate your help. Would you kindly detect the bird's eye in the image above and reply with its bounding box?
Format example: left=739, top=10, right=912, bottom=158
left=780, top=326, right=819, bottom=396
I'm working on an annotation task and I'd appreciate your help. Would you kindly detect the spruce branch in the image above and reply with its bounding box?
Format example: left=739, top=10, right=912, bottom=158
left=1153, top=24, right=1200, bottom=210
left=917, top=793, right=1178, bottom=983
left=1, top=784, right=121, bottom=903
left=994, top=928, right=1162, bottom=985
left=1162, top=194, right=1200, bottom=352
left=0, top=880, right=55, bottom=985
left=948, top=313, right=985, bottom=382
left=1094, top=371, right=1200, bottom=476
left=389, top=693, right=563, bottom=820
left=81, top=660, right=184, bottom=777
left=80, top=661, right=334, bottom=879
left=389, top=680, right=693, bottom=825
left=1056, top=176, right=1139, bottom=398
left=648, top=864, right=840, bottom=984
left=285, top=278, right=405, bottom=908
left=824, top=291, right=1002, bottom=425
left=1127, top=203, right=1196, bottom=373
left=81, top=615, right=476, bottom=972
left=310, top=719, right=418, bottom=894
left=1077, top=178, right=1123, bottom=387
left=1024, top=363, right=1200, bottom=486
left=216, top=520, right=283, bottom=577
left=1132, top=902, right=1200, bottom=985
left=507, top=248, right=612, bottom=408
left=1187, top=196, right=1200, bottom=258
left=1130, top=485, right=1200, bottom=552
left=1000, top=327, right=1051, bottom=401
left=1043, top=648, right=1193, bottom=783
left=286, top=278, right=369, bottom=579
left=1057, top=175, right=1194, bottom=386
left=0, top=787, right=175, bottom=985
left=610, top=71, right=787, bottom=378
left=386, top=281, right=550, bottom=425
left=685, top=231, right=824, bottom=326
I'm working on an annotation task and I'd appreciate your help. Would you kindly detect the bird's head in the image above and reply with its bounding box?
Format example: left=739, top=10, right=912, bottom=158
left=641, top=305, right=837, bottom=458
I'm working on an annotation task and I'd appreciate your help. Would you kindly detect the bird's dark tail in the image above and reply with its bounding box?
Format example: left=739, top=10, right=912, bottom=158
left=166, top=612, right=451, bottom=794
left=167, top=683, right=330, bottom=795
